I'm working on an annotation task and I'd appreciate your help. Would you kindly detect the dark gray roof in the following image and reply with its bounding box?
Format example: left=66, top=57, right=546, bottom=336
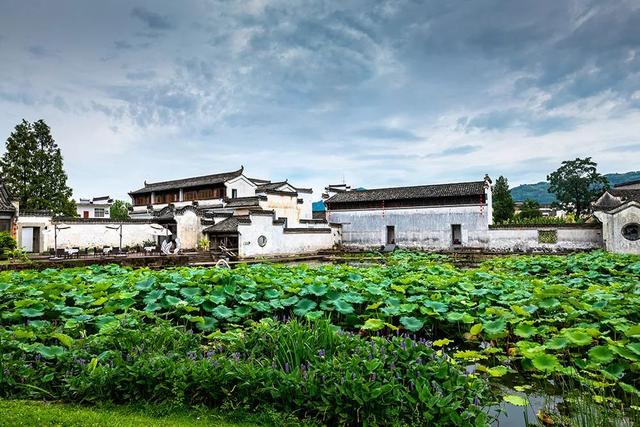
left=615, top=179, right=640, bottom=188
left=130, top=167, right=243, bottom=195
left=325, top=181, right=486, bottom=204
left=202, top=215, right=251, bottom=233
left=225, top=196, right=265, bottom=208
left=0, top=182, right=16, bottom=213
left=257, top=181, right=288, bottom=191
left=594, top=189, right=640, bottom=211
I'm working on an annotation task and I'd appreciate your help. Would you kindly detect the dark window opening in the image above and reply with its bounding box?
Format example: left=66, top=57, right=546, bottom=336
left=232, top=189, right=238, bottom=199
left=622, top=223, right=639, bottom=241
left=386, top=225, right=395, bottom=245
left=451, top=224, right=462, bottom=245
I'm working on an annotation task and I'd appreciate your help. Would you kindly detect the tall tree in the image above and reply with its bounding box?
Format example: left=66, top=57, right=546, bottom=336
left=547, top=157, right=609, bottom=217
left=110, top=200, right=132, bottom=220
left=0, top=119, right=76, bottom=216
left=518, top=199, right=542, bottom=219
left=492, top=176, right=515, bottom=223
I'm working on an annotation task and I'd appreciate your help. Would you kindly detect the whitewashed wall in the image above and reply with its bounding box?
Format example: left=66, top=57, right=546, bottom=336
left=226, top=175, right=257, bottom=198
left=42, top=223, right=167, bottom=250
left=174, top=210, right=201, bottom=250
left=487, top=226, right=603, bottom=252
left=298, top=191, right=314, bottom=220
left=595, top=203, right=640, bottom=254
left=237, top=214, right=340, bottom=257
left=328, top=205, right=490, bottom=250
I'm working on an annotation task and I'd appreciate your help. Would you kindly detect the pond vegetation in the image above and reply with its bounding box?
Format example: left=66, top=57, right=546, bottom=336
left=1, top=250, right=639, bottom=425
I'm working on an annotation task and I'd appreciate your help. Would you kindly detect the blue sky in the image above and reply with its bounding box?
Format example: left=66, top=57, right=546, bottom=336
left=1, top=0, right=639, bottom=201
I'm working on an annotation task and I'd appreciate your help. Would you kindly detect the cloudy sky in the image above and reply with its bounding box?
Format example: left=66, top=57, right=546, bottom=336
left=1, top=0, right=639, bottom=201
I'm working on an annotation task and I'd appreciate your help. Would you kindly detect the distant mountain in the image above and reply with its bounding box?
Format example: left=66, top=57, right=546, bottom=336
left=510, top=171, right=640, bottom=204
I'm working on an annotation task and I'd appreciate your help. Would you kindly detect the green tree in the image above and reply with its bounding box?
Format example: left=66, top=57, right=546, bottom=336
left=110, top=200, right=132, bottom=220
left=547, top=157, right=609, bottom=217
left=492, top=176, right=515, bottom=223
left=518, top=199, right=542, bottom=219
left=0, top=120, right=76, bottom=216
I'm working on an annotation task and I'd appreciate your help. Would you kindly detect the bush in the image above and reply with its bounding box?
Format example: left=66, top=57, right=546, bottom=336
left=0, top=231, right=16, bottom=258
left=0, top=317, right=490, bottom=426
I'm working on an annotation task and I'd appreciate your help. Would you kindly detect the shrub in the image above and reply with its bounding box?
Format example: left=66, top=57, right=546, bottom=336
left=0, top=231, right=16, bottom=258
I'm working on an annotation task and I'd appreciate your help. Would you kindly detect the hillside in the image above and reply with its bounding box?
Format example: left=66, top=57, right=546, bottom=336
left=510, top=171, right=640, bottom=203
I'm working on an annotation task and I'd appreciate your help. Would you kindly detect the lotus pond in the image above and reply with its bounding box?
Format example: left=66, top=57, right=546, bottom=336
left=1, top=250, right=640, bottom=426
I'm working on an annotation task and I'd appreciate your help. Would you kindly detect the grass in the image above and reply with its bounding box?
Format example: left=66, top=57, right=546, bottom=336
left=0, top=400, right=298, bottom=427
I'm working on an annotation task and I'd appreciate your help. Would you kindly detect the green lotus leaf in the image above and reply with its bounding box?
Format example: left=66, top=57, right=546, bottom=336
left=486, top=366, right=508, bottom=377
left=280, top=296, right=299, bottom=307
left=238, top=292, right=256, bottom=301
left=195, top=316, right=218, bottom=332
left=37, top=345, right=65, bottom=359
left=305, top=310, right=324, bottom=321
left=264, top=289, right=281, bottom=299
left=625, top=325, right=640, bottom=337
left=603, top=363, right=626, bottom=379
left=143, top=289, right=165, bottom=304
left=470, top=323, right=483, bottom=336
left=538, top=298, right=560, bottom=309
left=399, top=316, right=424, bottom=332
left=50, top=332, right=74, bottom=348
left=332, top=300, right=354, bottom=315
left=423, top=300, right=448, bottom=313
left=207, top=294, right=226, bottom=304
left=619, top=382, right=640, bottom=397
left=514, top=323, right=538, bottom=338
left=180, top=288, right=202, bottom=299
left=362, top=318, right=385, bottom=331
left=303, top=283, right=328, bottom=297
left=60, top=306, right=83, bottom=316
left=453, top=350, right=487, bottom=361
left=484, top=318, right=507, bottom=336
left=626, top=342, right=640, bottom=356
left=342, top=292, right=365, bottom=304
left=545, top=336, right=569, bottom=350
left=211, top=305, right=233, bottom=319
left=234, top=306, right=252, bottom=318
left=503, top=395, right=529, bottom=407
left=532, top=354, right=560, bottom=372
left=446, top=312, right=465, bottom=322
left=253, top=301, right=272, bottom=312
left=293, top=298, right=317, bottom=316
left=588, top=346, right=614, bottom=364
left=144, top=302, right=163, bottom=312
left=135, top=277, right=155, bottom=291
left=565, top=330, right=592, bottom=346
left=19, top=308, right=44, bottom=318
left=164, top=295, right=183, bottom=307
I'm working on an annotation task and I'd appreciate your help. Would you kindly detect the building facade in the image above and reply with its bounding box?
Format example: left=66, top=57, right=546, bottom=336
left=593, top=180, right=640, bottom=254
left=76, top=196, right=114, bottom=219
left=326, top=176, right=493, bottom=250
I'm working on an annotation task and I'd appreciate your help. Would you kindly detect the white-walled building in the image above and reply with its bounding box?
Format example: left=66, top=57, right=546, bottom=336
left=593, top=180, right=640, bottom=254
left=76, top=196, right=113, bottom=219
left=326, top=176, right=493, bottom=250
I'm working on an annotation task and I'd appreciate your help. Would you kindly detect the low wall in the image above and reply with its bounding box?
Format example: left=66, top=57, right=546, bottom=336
left=238, top=214, right=340, bottom=257
left=487, top=224, right=603, bottom=252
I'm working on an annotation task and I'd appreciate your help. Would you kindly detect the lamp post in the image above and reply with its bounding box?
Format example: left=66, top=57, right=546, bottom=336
left=105, top=224, right=123, bottom=249
left=53, top=224, right=70, bottom=258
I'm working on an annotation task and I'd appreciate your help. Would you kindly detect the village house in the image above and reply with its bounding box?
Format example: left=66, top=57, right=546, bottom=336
left=129, top=167, right=339, bottom=256
left=593, top=179, right=640, bottom=254
left=0, top=182, right=17, bottom=235
left=76, top=196, right=113, bottom=219
left=325, top=176, right=493, bottom=250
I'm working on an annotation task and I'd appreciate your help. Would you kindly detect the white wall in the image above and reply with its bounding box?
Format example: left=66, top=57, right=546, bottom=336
left=226, top=175, right=257, bottom=198
left=236, top=214, right=340, bottom=257
left=40, top=223, right=167, bottom=250
left=487, top=227, right=603, bottom=252
left=329, top=205, right=490, bottom=250
left=174, top=209, right=201, bottom=250
left=259, top=193, right=303, bottom=225
left=76, top=205, right=111, bottom=218
left=298, top=191, right=314, bottom=220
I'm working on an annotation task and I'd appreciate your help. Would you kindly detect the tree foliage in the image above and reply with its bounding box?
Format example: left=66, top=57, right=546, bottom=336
left=109, top=200, right=132, bottom=220
left=547, top=157, right=609, bottom=217
left=0, top=120, right=76, bottom=216
left=492, top=176, right=515, bottom=223
left=518, top=199, right=542, bottom=219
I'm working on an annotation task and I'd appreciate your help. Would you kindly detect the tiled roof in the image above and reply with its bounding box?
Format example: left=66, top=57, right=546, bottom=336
left=594, top=189, right=640, bottom=211
left=202, top=216, right=251, bottom=233
left=0, top=182, right=16, bottom=213
left=257, top=181, right=288, bottom=191
left=325, top=181, right=486, bottom=204
left=225, top=196, right=265, bottom=208
left=130, top=167, right=244, bottom=195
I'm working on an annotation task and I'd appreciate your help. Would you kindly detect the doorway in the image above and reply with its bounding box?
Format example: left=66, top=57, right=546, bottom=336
left=451, top=224, right=462, bottom=246
left=386, top=225, right=395, bottom=245
left=21, top=227, right=40, bottom=253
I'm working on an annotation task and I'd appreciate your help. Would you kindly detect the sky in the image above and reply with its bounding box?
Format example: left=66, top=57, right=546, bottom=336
left=1, top=0, right=639, bottom=201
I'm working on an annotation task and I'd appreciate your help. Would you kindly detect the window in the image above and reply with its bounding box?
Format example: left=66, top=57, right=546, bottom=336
left=622, top=223, right=639, bottom=241
left=232, top=189, right=238, bottom=198
left=538, top=230, right=557, bottom=243
left=451, top=224, right=462, bottom=245
left=386, top=225, right=395, bottom=245
left=0, top=219, right=11, bottom=233
left=94, top=208, right=105, bottom=218
left=134, top=195, right=151, bottom=206
left=183, top=191, right=197, bottom=201
left=155, top=194, right=165, bottom=204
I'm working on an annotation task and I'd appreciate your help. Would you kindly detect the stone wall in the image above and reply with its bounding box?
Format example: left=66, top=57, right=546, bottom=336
left=487, top=224, right=603, bottom=252
left=237, top=213, right=340, bottom=257
left=328, top=205, right=490, bottom=250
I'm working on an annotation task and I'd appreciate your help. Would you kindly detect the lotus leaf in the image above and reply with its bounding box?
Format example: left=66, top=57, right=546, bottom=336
left=399, top=316, right=424, bottom=332
left=503, top=395, right=529, bottom=407
left=588, top=346, right=614, bottom=364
